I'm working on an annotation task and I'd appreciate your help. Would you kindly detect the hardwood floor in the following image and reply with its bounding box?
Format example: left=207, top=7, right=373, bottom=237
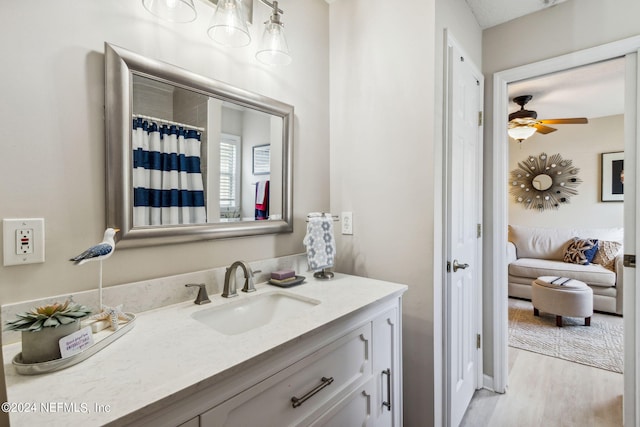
left=460, top=347, right=623, bottom=427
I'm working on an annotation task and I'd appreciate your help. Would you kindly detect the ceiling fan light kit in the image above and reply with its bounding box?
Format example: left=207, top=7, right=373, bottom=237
left=508, top=126, right=537, bottom=142
left=507, top=94, right=588, bottom=143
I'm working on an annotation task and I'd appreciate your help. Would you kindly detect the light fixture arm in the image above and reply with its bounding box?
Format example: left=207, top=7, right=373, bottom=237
left=258, top=0, right=283, bottom=15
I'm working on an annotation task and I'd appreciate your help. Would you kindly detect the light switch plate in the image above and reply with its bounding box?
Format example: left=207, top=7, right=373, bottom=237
left=3, top=218, right=45, bottom=266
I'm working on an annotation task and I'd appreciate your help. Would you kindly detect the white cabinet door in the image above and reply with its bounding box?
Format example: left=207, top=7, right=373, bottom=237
left=373, top=307, right=400, bottom=427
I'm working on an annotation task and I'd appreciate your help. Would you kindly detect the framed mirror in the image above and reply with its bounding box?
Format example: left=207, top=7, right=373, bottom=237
left=509, top=152, right=581, bottom=211
left=105, top=43, right=293, bottom=247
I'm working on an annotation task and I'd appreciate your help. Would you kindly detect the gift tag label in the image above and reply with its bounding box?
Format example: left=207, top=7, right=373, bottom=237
left=59, top=326, right=94, bottom=358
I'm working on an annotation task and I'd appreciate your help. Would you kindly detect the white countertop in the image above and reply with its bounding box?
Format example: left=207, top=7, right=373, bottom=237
left=3, top=273, right=406, bottom=426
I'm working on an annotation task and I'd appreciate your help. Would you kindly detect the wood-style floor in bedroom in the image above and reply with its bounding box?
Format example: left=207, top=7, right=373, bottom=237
left=460, top=346, right=623, bottom=427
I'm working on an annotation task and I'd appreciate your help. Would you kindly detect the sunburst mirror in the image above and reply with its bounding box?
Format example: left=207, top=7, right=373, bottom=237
left=509, top=153, right=581, bottom=211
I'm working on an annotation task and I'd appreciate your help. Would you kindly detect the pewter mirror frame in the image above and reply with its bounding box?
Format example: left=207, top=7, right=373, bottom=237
left=104, top=43, right=293, bottom=248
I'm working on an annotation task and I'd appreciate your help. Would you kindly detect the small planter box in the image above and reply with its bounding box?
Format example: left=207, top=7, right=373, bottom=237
left=21, top=321, right=80, bottom=364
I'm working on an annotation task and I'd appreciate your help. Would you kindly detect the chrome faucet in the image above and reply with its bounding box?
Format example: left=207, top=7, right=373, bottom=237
left=222, top=261, right=257, bottom=298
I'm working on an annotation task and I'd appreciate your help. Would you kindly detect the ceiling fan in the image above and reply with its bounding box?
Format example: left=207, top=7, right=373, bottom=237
left=508, top=95, right=588, bottom=142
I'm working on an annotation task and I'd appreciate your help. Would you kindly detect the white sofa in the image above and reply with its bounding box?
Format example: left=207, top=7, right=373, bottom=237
left=507, top=224, right=624, bottom=315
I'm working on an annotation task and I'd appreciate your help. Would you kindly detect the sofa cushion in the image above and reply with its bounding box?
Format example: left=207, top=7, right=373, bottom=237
left=509, top=258, right=616, bottom=287
left=508, top=224, right=623, bottom=261
left=593, top=240, right=623, bottom=271
left=563, top=238, right=599, bottom=265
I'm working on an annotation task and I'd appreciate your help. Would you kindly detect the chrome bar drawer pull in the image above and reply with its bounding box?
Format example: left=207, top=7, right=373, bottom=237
left=291, top=377, right=334, bottom=408
left=382, top=369, right=392, bottom=411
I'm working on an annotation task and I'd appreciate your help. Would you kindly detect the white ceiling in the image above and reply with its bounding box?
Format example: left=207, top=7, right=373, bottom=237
left=465, top=0, right=568, bottom=29
left=508, top=57, right=626, bottom=120
left=464, top=0, right=625, bottom=121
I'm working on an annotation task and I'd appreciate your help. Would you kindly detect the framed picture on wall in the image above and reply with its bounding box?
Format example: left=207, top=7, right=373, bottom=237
left=252, top=144, right=270, bottom=175
left=601, top=151, right=624, bottom=202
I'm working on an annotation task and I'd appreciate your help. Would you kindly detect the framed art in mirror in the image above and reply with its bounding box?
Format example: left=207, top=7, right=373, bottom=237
left=104, top=43, right=293, bottom=248
left=252, top=144, right=270, bottom=175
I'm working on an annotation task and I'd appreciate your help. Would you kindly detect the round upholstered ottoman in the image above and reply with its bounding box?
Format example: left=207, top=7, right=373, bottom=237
left=531, top=276, right=593, bottom=327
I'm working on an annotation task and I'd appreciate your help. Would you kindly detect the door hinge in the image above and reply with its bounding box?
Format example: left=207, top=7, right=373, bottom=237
left=477, top=334, right=481, bottom=349
left=477, top=224, right=482, bottom=238
left=624, top=254, right=636, bottom=268
left=478, top=111, right=483, bottom=126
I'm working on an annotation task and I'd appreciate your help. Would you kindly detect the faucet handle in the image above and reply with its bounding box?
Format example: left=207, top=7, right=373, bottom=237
left=185, top=283, right=211, bottom=305
left=242, top=268, right=259, bottom=293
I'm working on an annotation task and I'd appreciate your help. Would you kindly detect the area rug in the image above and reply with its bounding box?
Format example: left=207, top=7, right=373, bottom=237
left=508, top=298, right=624, bottom=373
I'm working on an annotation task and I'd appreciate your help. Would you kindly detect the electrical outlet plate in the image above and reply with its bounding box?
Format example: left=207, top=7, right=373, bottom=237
left=3, top=218, right=45, bottom=266
left=341, top=212, right=353, bottom=235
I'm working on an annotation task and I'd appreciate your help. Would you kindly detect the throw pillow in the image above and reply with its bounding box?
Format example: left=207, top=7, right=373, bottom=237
left=592, top=240, right=623, bottom=271
left=563, top=237, right=599, bottom=265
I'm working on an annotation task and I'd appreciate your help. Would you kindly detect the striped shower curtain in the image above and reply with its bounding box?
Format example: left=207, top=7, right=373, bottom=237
left=132, top=117, right=206, bottom=226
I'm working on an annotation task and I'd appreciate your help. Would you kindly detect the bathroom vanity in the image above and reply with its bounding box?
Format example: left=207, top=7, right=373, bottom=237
left=2, top=273, right=406, bottom=426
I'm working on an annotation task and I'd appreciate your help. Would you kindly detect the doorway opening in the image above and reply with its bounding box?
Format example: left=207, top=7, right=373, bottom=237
left=505, top=57, right=625, bottom=375
left=490, top=36, right=640, bottom=426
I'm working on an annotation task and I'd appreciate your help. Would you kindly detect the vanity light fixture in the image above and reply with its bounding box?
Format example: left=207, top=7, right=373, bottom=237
left=209, top=0, right=291, bottom=66
left=142, top=0, right=292, bottom=65
left=255, top=1, right=291, bottom=66
left=508, top=125, right=537, bottom=143
left=142, top=0, right=197, bottom=23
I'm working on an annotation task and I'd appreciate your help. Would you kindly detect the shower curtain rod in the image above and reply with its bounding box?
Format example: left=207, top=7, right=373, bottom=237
left=133, top=114, right=206, bottom=132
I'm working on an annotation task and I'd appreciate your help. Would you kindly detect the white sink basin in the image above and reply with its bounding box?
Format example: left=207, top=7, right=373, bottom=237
left=191, top=291, right=320, bottom=335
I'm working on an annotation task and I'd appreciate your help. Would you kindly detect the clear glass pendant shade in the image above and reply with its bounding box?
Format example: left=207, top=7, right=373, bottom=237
left=256, top=21, right=291, bottom=66
left=207, top=0, right=251, bottom=48
left=142, top=0, right=197, bottom=23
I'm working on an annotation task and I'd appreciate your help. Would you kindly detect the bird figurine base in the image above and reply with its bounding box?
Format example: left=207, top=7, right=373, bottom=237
left=89, top=304, right=134, bottom=332
left=89, top=319, right=111, bottom=333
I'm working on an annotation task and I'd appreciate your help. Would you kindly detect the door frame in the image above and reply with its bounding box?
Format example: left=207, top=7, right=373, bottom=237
left=442, top=29, right=484, bottom=427
left=491, top=35, right=640, bottom=424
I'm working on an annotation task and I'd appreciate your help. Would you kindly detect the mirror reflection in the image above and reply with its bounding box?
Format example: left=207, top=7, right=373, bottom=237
left=131, top=75, right=283, bottom=226
left=531, top=174, right=553, bottom=191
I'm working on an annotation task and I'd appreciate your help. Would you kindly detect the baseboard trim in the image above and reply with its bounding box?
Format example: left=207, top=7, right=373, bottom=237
left=482, top=374, right=495, bottom=392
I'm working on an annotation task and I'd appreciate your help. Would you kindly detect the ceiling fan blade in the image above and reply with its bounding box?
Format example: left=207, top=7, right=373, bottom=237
left=539, top=118, right=589, bottom=125
left=534, top=124, right=557, bottom=134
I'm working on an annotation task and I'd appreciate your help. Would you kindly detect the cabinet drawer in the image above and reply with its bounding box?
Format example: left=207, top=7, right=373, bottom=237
left=308, top=377, right=374, bottom=427
left=200, top=323, right=372, bottom=427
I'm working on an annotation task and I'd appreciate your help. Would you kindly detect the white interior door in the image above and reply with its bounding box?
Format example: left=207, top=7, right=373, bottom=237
left=444, top=32, right=483, bottom=427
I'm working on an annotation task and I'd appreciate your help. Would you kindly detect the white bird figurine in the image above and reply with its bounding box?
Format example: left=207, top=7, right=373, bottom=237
left=70, top=228, right=120, bottom=314
left=70, top=228, right=119, bottom=265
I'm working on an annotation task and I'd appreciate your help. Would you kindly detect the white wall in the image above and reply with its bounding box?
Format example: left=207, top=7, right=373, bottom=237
left=241, top=111, right=271, bottom=219
left=329, top=0, right=480, bottom=424
left=0, top=0, right=329, bottom=306
left=482, top=0, right=640, bottom=378
left=509, top=115, right=624, bottom=228
left=329, top=1, right=435, bottom=424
